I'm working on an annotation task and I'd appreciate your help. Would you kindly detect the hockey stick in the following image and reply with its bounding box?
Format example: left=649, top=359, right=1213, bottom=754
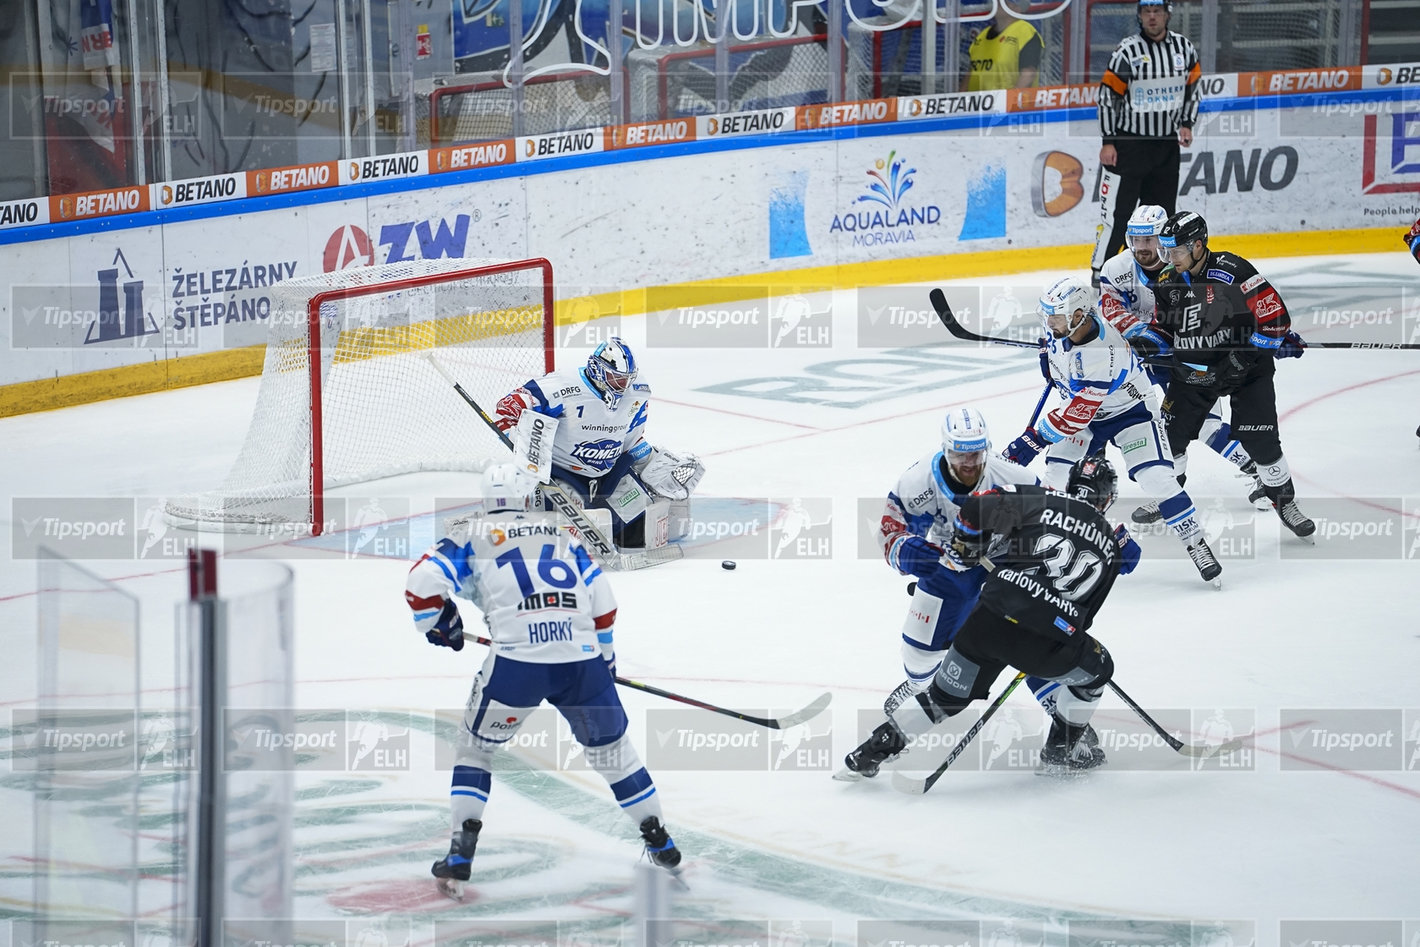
left=930, top=288, right=1037, bottom=349
left=1108, top=680, right=1247, bottom=758
left=466, top=632, right=830, bottom=729
left=932, top=287, right=1420, bottom=353
left=891, top=672, right=1027, bottom=795
left=425, top=355, right=680, bottom=571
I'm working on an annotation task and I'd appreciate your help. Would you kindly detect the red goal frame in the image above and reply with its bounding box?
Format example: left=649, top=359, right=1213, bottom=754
left=303, top=257, right=555, bottom=535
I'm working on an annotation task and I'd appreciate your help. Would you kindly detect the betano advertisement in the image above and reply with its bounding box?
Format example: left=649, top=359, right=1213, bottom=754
left=1, top=70, right=1417, bottom=406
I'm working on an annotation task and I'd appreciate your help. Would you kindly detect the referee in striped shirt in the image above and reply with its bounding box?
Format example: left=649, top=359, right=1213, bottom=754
left=1090, top=0, right=1201, bottom=286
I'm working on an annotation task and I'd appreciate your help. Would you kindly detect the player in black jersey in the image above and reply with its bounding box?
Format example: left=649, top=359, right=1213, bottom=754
left=850, top=464, right=1127, bottom=776
left=1152, top=211, right=1315, bottom=539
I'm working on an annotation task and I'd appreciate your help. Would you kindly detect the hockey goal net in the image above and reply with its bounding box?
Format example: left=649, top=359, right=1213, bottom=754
left=166, top=257, right=554, bottom=534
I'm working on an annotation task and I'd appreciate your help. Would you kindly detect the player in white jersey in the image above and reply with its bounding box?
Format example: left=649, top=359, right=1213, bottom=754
left=407, top=464, right=681, bottom=894
left=1002, top=276, right=1223, bottom=584
left=495, top=337, right=705, bottom=550
left=836, top=410, right=1140, bottom=780
left=1100, top=204, right=1269, bottom=523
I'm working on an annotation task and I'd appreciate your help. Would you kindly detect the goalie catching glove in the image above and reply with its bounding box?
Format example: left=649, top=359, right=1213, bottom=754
left=633, top=446, right=705, bottom=501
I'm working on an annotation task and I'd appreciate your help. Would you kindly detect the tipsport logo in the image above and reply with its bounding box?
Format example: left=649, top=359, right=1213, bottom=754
left=1404, top=499, right=1420, bottom=560
left=644, top=290, right=831, bottom=349
left=225, top=709, right=413, bottom=772
left=644, top=709, right=830, bottom=771
left=1281, top=708, right=1405, bottom=770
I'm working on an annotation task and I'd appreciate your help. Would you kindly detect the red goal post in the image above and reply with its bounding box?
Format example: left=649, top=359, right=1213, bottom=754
left=166, top=257, right=555, bottom=537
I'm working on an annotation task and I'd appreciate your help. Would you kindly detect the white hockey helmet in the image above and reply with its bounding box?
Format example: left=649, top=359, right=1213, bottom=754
left=481, top=462, right=538, bottom=514
left=1038, top=276, right=1097, bottom=338
left=1125, top=204, right=1169, bottom=269
left=585, top=337, right=638, bottom=406
left=940, top=407, right=991, bottom=487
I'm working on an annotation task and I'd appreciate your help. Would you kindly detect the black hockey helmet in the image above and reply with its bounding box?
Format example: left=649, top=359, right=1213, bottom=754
left=1068, top=454, right=1119, bottom=515
left=1159, top=211, right=1208, bottom=254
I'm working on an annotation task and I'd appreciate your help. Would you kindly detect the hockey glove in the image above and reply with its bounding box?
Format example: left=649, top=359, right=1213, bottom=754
left=1114, top=524, right=1142, bottom=576
left=1182, top=367, right=1218, bottom=388
left=1036, top=337, right=1051, bottom=381
left=1405, top=217, right=1420, bottom=264
left=1126, top=325, right=1173, bottom=363
left=1276, top=331, right=1307, bottom=359
left=941, top=521, right=984, bottom=572
left=418, top=599, right=465, bottom=651
left=888, top=534, right=947, bottom=579
left=1003, top=428, right=1048, bottom=466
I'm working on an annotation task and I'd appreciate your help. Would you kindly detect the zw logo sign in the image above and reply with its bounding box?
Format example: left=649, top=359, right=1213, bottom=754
left=323, top=213, right=480, bottom=270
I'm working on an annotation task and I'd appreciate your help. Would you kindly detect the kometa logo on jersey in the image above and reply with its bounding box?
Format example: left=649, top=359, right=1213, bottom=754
left=829, top=150, right=941, bottom=247
left=571, top=439, right=622, bottom=469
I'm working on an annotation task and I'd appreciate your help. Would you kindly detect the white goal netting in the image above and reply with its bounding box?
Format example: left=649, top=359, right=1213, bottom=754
left=166, top=257, right=554, bottom=531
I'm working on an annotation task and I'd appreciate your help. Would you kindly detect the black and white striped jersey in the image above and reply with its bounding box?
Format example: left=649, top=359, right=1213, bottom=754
left=1098, top=30, right=1201, bottom=141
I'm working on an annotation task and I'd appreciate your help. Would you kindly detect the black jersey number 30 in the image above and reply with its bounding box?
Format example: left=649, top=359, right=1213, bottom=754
left=1032, top=535, right=1105, bottom=600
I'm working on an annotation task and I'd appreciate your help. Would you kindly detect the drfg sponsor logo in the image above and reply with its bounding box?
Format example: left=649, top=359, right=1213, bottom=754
left=1282, top=708, right=1404, bottom=770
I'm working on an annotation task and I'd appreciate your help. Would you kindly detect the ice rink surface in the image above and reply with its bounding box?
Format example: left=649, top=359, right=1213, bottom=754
left=3, top=252, right=1419, bottom=943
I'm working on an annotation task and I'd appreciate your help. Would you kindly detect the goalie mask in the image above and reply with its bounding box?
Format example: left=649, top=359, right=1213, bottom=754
left=940, top=407, right=990, bottom=488
left=1067, top=454, right=1119, bottom=515
left=1039, top=276, right=1097, bottom=339
left=481, top=462, right=538, bottom=514
left=585, top=337, right=638, bottom=407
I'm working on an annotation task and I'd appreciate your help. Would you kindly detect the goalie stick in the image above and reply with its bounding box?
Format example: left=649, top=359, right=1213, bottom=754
left=930, top=287, right=1420, bottom=352
left=891, top=673, right=1026, bottom=795
left=465, top=632, right=830, bottom=729
left=426, top=354, right=681, bottom=571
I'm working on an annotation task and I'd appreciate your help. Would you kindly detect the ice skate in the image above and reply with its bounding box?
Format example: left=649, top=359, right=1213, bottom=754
left=639, top=816, right=682, bottom=874
left=1239, top=461, right=1270, bottom=509
left=431, top=818, right=481, bottom=899
left=1038, top=718, right=1106, bottom=775
left=836, top=719, right=907, bottom=781
left=1131, top=501, right=1161, bottom=525
left=1185, top=537, right=1223, bottom=587
left=1275, top=498, right=1315, bottom=542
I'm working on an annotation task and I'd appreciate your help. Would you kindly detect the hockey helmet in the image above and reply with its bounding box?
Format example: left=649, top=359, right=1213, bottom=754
left=1067, top=454, right=1119, bottom=515
left=585, top=337, right=638, bottom=406
left=481, top=462, right=538, bottom=514
left=940, top=407, right=991, bottom=487
left=1038, top=276, right=1097, bottom=338
left=1125, top=204, right=1169, bottom=268
left=1159, top=211, right=1209, bottom=268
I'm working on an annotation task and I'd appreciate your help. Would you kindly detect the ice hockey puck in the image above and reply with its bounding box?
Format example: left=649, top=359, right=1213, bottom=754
left=721, top=560, right=737, bottom=571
